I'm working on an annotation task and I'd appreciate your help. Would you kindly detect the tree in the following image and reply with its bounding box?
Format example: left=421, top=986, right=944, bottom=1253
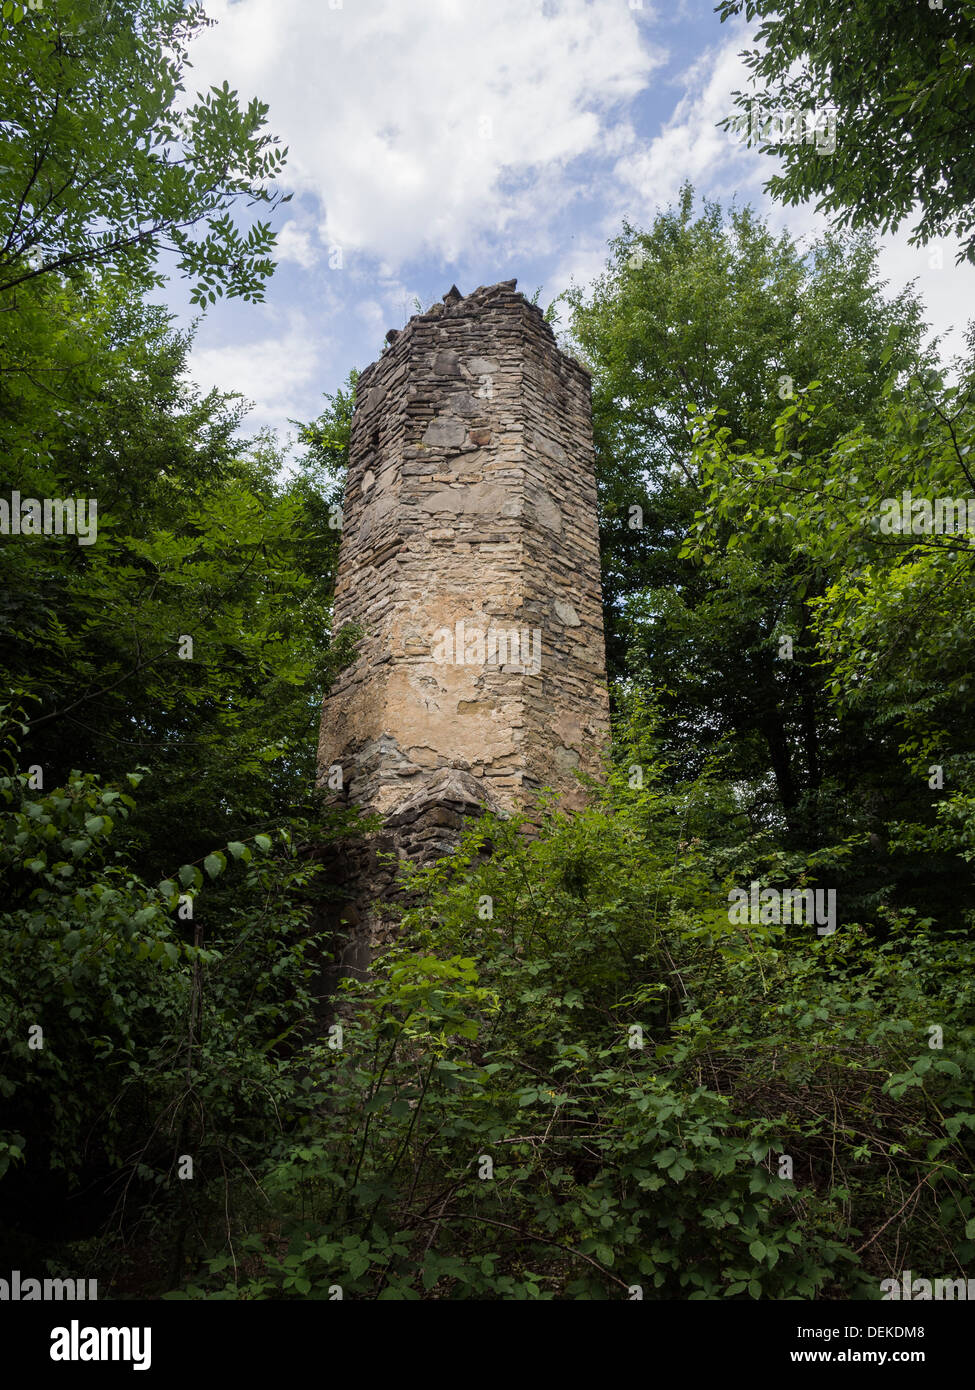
left=717, top=0, right=975, bottom=262
left=685, top=349, right=975, bottom=920
left=0, top=0, right=328, bottom=881
left=563, top=186, right=929, bottom=833
left=0, top=0, right=362, bottom=1286
left=0, top=272, right=348, bottom=881
left=687, top=355, right=975, bottom=758
left=0, top=0, right=289, bottom=306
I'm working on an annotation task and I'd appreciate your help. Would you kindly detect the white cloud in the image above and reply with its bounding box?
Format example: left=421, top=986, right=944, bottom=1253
left=187, top=0, right=665, bottom=268
left=612, top=30, right=761, bottom=223
left=875, top=229, right=975, bottom=368
left=608, top=28, right=975, bottom=362
left=175, top=3, right=974, bottom=438
left=189, top=311, right=324, bottom=440
left=274, top=220, right=320, bottom=270
left=354, top=298, right=386, bottom=330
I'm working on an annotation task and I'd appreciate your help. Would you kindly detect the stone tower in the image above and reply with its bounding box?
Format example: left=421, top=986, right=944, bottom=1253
left=317, top=279, right=610, bottom=961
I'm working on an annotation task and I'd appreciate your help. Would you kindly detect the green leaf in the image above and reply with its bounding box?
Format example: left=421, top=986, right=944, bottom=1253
left=204, top=852, right=226, bottom=879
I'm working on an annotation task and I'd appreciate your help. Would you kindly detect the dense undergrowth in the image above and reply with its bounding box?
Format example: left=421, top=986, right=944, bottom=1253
left=4, top=713, right=972, bottom=1300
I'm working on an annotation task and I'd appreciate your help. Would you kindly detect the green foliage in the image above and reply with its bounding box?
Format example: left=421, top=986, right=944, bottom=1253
left=717, top=0, right=975, bottom=262
left=0, top=742, right=358, bottom=1271
left=686, top=349, right=975, bottom=891
left=687, top=363, right=975, bottom=749
left=0, top=268, right=351, bottom=879
left=564, top=187, right=929, bottom=839
left=167, top=761, right=973, bottom=1300
left=0, top=0, right=359, bottom=1277
left=0, top=0, right=289, bottom=306
left=0, top=0, right=331, bottom=887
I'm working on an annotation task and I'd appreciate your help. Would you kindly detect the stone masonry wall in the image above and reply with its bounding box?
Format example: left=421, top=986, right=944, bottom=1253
left=316, top=279, right=610, bottom=967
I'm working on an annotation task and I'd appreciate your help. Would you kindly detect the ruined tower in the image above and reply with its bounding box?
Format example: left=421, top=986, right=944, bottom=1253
left=317, top=280, right=610, bottom=960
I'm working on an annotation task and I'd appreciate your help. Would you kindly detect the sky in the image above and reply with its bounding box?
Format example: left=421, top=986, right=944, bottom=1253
left=170, top=0, right=975, bottom=450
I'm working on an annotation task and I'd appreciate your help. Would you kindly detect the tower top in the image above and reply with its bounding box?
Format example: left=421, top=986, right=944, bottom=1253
left=365, top=280, right=591, bottom=382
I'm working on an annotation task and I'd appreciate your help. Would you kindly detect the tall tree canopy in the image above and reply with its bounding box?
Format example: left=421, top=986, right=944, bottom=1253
left=0, top=0, right=288, bottom=306
left=564, top=186, right=930, bottom=839
left=717, top=0, right=975, bottom=261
